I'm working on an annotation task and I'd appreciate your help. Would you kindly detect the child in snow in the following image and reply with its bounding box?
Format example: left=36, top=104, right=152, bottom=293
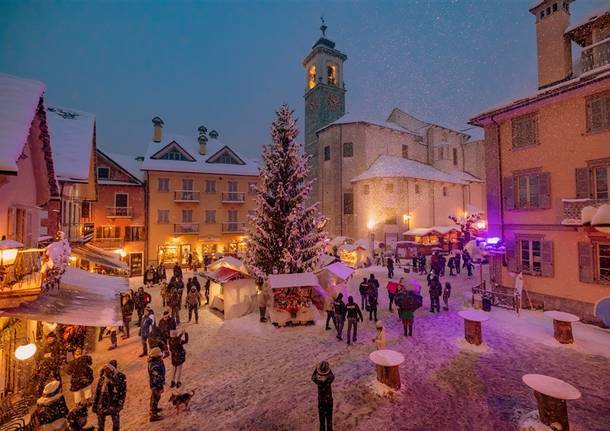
left=372, top=321, right=386, bottom=350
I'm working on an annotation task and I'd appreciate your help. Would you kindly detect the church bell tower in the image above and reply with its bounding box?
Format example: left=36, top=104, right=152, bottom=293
left=303, top=20, right=347, bottom=203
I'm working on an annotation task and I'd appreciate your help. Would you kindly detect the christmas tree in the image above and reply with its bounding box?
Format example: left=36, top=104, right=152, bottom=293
left=245, top=105, right=327, bottom=280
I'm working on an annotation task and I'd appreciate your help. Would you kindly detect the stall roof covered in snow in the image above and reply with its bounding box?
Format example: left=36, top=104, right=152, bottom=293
left=46, top=105, right=95, bottom=182
left=208, top=256, right=248, bottom=274
left=404, top=226, right=460, bottom=236
left=99, top=149, right=145, bottom=183
left=268, top=272, right=319, bottom=289
left=315, top=261, right=354, bottom=281
left=351, top=155, right=479, bottom=184
left=141, top=133, right=259, bottom=176
left=0, top=73, right=46, bottom=173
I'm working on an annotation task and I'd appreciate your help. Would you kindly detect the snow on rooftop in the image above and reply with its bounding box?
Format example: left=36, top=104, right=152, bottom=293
left=318, top=261, right=354, bottom=281
left=268, top=272, right=319, bottom=289
left=141, top=134, right=259, bottom=176
left=46, top=105, right=95, bottom=182
left=0, top=73, right=45, bottom=173
left=351, top=155, right=474, bottom=184
left=102, top=150, right=145, bottom=182
left=566, top=4, right=610, bottom=34
left=316, top=111, right=414, bottom=135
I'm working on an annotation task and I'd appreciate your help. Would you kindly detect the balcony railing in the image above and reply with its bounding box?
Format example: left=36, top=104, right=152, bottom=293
left=174, top=223, right=200, bottom=235
left=174, top=190, right=200, bottom=202
left=63, top=222, right=94, bottom=243
left=581, top=38, right=610, bottom=73
left=222, top=222, right=246, bottom=233
left=91, top=237, right=122, bottom=248
left=562, top=197, right=608, bottom=224
left=222, top=192, right=246, bottom=203
left=106, top=207, right=133, bottom=218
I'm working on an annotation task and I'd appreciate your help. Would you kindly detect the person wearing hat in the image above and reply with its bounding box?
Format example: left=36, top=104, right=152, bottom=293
left=311, top=361, right=334, bottom=431
left=139, top=308, right=154, bottom=358
left=158, top=310, right=176, bottom=355
left=372, top=321, right=386, bottom=350
left=120, top=292, right=135, bottom=339
left=333, top=293, right=347, bottom=341
left=345, top=296, right=364, bottom=345
left=186, top=286, right=202, bottom=323
left=32, top=380, right=69, bottom=430
left=133, top=286, right=152, bottom=326
left=147, top=347, right=166, bottom=422
left=168, top=328, right=189, bottom=388
left=92, top=360, right=127, bottom=431
left=65, top=347, right=94, bottom=405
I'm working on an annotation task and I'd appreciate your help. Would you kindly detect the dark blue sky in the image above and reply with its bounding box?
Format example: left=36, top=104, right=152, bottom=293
left=1, top=0, right=606, bottom=157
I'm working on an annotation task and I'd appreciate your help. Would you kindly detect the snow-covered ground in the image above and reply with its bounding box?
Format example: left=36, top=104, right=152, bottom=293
left=89, top=267, right=610, bottom=431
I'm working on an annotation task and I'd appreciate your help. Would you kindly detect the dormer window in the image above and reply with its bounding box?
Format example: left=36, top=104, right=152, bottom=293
left=97, top=167, right=110, bottom=179
left=327, top=64, right=337, bottom=85
left=163, top=149, right=189, bottom=161
left=150, top=141, right=196, bottom=162
left=308, top=65, right=316, bottom=90
left=206, top=146, right=246, bottom=165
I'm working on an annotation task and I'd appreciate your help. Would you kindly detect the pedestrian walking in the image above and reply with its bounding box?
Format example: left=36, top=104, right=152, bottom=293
left=443, top=281, right=452, bottom=311
left=439, top=254, right=446, bottom=277
left=411, top=254, right=418, bottom=273
left=144, top=265, right=155, bottom=288
left=386, top=279, right=397, bottom=312
left=168, top=329, right=188, bottom=389
left=32, top=380, right=69, bottom=430
left=257, top=287, right=269, bottom=322
left=92, top=360, right=127, bottom=431
left=108, top=326, right=118, bottom=350
left=333, top=293, right=347, bottom=341
left=139, top=308, right=153, bottom=357
left=133, top=286, right=151, bottom=326
left=173, top=262, right=182, bottom=279
left=455, top=253, right=461, bottom=274
left=358, top=277, right=369, bottom=310
left=160, top=281, right=169, bottom=307
left=34, top=332, right=62, bottom=396
left=158, top=310, right=177, bottom=348
left=448, top=256, right=456, bottom=276
left=387, top=257, right=394, bottom=278
left=311, top=361, right=334, bottom=431
left=120, top=292, right=134, bottom=339
left=368, top=288, right=378, bottom=322
left=397, top=287, right=422, bottom=337
left=324, top=294, right=336, bottom=330
left=372, top=321, right=386, bottom=349
left=64, top=348, right=93, bottom=405
left=345, top=296, right=363, bottom=345
left=204, top=278, right=211, bottom=305
left=186, top=287, right=202, bottom=323
left=168, top=288, right=182, bottom=324
left=148, top=347, right=166, bottom=422
left=429, top=275, right=442, bottom=313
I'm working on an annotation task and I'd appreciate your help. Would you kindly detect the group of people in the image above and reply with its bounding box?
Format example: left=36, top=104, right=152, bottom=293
left=410, top=249, right=475, bottom=277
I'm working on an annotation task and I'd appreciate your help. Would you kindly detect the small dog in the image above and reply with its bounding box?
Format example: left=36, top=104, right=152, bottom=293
left=169, top=389, right=196, bottom=413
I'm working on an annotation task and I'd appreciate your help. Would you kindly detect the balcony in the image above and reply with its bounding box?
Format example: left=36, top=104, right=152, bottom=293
left=174, top=190, right=200, bottom=202
left=174, top=223, right=200, bottom=235
left=222, top=222, right=246, bottom=233
left=561, top=198, right=608, bottom=225
left=63, top=222, right=94, bottom=243
left=222, top=192, right=246, bottom=203
left=91, top=237, right=122, bottom=249
left=106, top=207, right=133, bottom=218
left=581, top=38, right=610, bottom=73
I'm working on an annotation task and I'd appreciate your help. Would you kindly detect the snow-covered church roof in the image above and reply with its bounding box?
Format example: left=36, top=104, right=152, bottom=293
left=46, top=106, right=95, bottom=182
left=316, top=111, right=416, bottom=136
left=0, top=73, right=46, bottom=173
left=351, top=155, right=481, bottom=184
left=141, top=133, right=259, bottom=176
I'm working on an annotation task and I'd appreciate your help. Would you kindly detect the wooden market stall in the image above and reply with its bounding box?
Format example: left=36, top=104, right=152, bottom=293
left=402, top=226, right=461, bottom=254
left=201, top=261, right=257, bottom=320
left=268, top=273, right=318, bottom=327
left=314, top=261, right=354, bottom=305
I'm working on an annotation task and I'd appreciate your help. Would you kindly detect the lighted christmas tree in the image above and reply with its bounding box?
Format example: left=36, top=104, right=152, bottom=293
left=245, top=105, right=327, bottom=280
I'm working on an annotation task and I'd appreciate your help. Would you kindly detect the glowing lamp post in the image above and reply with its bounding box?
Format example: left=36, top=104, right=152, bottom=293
left=0, top=239, right=23, bottom=282
left=15, top=343, right=37, bottom=361
left=402, top=214, right=411, bottom=231
left=367, top=220, right=376, bottom=262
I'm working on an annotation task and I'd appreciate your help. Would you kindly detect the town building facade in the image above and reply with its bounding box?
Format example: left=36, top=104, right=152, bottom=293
left=142, top=120, right=259, bottom=266
left=469, top=0, right=610, bottom=322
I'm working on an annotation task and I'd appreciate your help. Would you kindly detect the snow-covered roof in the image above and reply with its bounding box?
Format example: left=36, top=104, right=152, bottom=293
left=0, top=73, right=45, bottom=173
left=328, top=236, right=352, bottom=247
left=208, top=256, right=247, bottom=273
left=351, top=155, right=474, bottom=184
left=268, top=272, right=319, bottom=289
left=565, top=4, right=610, bottom=35
left=316, top=261, right=354, bottom=281
left=404, top=226, right=460, bottom=236
left=316, top=111, right=415, bottom=136
left=141, top=134, right=259, bottom=176
left=46, top=105, right=95, bottom=182
left=100, top=150, right=145, bottom=182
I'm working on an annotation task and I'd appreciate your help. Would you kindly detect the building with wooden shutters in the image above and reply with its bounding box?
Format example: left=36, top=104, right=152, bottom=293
left=469, top=0, right=610, bottom=323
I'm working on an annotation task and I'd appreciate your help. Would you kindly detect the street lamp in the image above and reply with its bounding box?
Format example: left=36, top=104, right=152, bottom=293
left=403, top=214, right=411, bottom=231
left=0, top=239, right=23, bottom=282
left=15, top=342, right=37, bottom=361
left=367, top=219, right=376, bottom=263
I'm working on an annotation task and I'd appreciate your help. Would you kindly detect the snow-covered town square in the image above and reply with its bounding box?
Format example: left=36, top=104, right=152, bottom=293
left=2, top=1, right=610, bottom=430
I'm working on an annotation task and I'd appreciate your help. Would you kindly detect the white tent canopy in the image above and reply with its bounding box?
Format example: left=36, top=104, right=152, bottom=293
left=268, top=272, right=319, bottom=289
left=0, top=267, right=127, bottom=327
left=316, top=262, right=354, bottom=281
left=208, top=256, right=247, bottom=273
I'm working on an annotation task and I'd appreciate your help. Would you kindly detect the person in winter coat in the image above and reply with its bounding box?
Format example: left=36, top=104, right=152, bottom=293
left=35, top=332, right=62, bottom=396
left=454, top=253, right=461, bottom=274
left=333, top=293, right=347, bottom=341
left=311, top=361, right=334, bottom=431
left=204, top=279, right=211, bottom=305
left=160, top=281, right=169, bottom=307
left=429, top=275, right=442, bottom=313
left=92, top=360, right=127, bottom=431
left=358, top=277, right=369, bottom=310
left=368, top=288, right=378, bottom=322
left=139, top=308, right=154, bottom=357
left=439, top=255, right=447, bottom=277
left=418, top=255, right=426, bottom=274
left=157, top=264, right=167, bottom=282
left=144, top=266, right=155, bottom=288
left=168, top=288, right=182, bottom=324
left=387, top=257, right=394, bottom=279
left=192, top=276, right=202, bottom=295
left=32, top=380, right=69, bottom=430
left=187, top=287, right=202, bottom=323
left=133, top=287, right=151, bottom=326
left=173, top=263, right=182, bottom=279
left=256, top=287, right=269, bottom=323
left=345, top=296, right=363, bottom=345
left=324, top=294, right=336, bottom=331
left=120, top=292, right=135, bottom=339
left=66, top=402, right=93, bottom=431
left=411, top=254, right=418, bottom=273
left=443, top=282, right=452, bottom=311
left=158, top=310, right=177, bottom=345
left=168, top=329, right=188, bottom=388
left=148, top=347, right=166, bottom=422
left=448, top=256, right=456, bottom=276
left=372, top=321, right=386, bottom=349
left=65, top=348, right=94, bottom=405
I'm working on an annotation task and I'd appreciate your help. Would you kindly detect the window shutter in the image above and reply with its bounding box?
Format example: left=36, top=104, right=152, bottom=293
left=575, top=167, right=591, bottom=199
left=604, top=94, right=610, bottom=128
left=578, top=242, right=595, bottom=283
left=505, top=238, right=518, bottom=272
left=541, top=240, right=554, bottom=277
left=6, top=207, right=15, bottom=240
left=114, top=226, right=120, bottom=239
left=589, top=98, right=603, bottom=131
left=537, top=172, right=551, bottom=209
left=530, top=115, right=538, bottom=145
left=503, top=177, right=515, bottom=210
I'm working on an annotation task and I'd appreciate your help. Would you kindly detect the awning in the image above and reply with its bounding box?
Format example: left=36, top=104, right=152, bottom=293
left=71, top=243, right=128, bottom=271
left=202, top=266, right=251, bottom=283
left=0, top=267, right=128, bottom=326
left=268, top=272, right=319, bottom=289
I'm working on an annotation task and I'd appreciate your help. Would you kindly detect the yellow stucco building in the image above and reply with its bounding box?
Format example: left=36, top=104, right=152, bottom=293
left=470, top=0, right=610, bottom=323
left=142, top=119, right=259, bottom=266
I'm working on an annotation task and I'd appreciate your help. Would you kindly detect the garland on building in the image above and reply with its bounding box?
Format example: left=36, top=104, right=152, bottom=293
left=245, top=105, right=327, bottom=281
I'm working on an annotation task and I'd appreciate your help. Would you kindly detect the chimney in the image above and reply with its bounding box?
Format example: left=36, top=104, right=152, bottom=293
left=152, top=116, right=164, bottom=142
left=209, top=130, right=219, bottom=139
left=198, top=126, right=208, bottom=155
left=530, top=0, right=573, bottom=89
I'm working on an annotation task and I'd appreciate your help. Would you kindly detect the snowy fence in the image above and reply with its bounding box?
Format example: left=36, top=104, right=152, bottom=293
left=471, top=284, right=517, bottom=311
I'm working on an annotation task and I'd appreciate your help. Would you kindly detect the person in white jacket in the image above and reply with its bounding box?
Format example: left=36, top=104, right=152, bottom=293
left=372, top=321, right=386, bottom=350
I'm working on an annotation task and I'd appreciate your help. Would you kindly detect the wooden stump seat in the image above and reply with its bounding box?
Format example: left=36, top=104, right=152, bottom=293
left=458, top=310, right=489, bottom=346
left=369, top=350, right=405, bottom=390
left=543, top=311, right=579, bottom=345
left=522, top=374, right=581, bottom=431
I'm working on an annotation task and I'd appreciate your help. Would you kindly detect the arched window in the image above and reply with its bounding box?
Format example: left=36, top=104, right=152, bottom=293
left=327, top=63, right=337, bottom=85
left=308, top=65, right=316, bottom=90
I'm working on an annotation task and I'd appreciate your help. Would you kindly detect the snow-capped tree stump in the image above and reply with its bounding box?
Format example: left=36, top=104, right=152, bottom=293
left=522, top=374, right=581, bottom=431
left=369, top=350, right=404, bottom=390
left=458, top=310, right=489, bottom=346
left=543, top=311, right=579, bottom=344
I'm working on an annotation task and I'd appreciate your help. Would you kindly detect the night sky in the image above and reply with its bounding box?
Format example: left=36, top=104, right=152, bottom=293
left=1, top=0, right=606, bottom=158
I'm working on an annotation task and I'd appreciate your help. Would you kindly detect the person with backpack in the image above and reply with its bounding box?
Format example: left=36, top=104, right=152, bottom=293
left=443, top=281, right=452, bottom=311
left=358, top=277, right=369, bottom=310
left=92, top=360, right=127, bottom=431
left=429, top=275, right=442, bottom=313
left=396, top=286, right=422, bottom=336
left=187, top=286, right=202, bottom=323
left=333, top=293, right=347, bottom=341
left=311, top=361, right=334, bottom=431
left=168, top=329, right=188, bottom=389
left=345, top=296, right=363, bottom=345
